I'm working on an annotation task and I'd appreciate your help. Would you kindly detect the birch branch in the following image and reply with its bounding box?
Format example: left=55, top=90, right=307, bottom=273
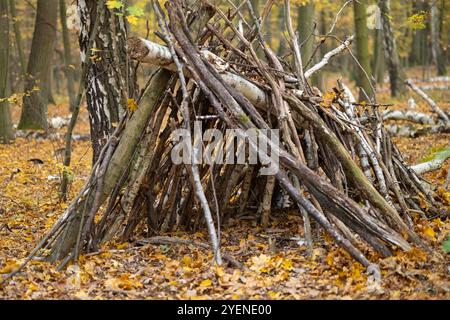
left=129, top=37, right=268, bottom=108
left=410, top=147, right=450, bottom=174
left=382, top=110, right=435, bottom=125
left=304, top=36, right=354, bottom=79
left=405, top=79, right=449, bottom=123
left=128, top=36, right=354, bottom=108
left=419, top=85, right=450, bottom=91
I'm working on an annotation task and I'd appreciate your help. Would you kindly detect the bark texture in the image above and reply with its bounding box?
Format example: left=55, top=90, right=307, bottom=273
left=18, top=0, right=58, bottom=130
left=353, top=0, right=373, bottom=100
left=77, top=0, right=130, bottom=162
left=60, top=0, right=77, bottom=112
left=0, top=0, right=14, bottom=143
left=379, top=0, right=405, bottom=96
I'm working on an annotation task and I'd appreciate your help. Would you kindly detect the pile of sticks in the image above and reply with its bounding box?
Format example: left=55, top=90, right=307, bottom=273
left=21, top=0, right=448, bottom=273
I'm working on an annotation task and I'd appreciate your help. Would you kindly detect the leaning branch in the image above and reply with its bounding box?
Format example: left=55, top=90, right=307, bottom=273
left=304, top=36, right=354, bottom=79
left=405, top=79, right=449, bottom=123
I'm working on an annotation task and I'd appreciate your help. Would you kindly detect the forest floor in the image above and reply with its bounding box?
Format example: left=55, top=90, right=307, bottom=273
left=0, top=74, right=449, bottom=300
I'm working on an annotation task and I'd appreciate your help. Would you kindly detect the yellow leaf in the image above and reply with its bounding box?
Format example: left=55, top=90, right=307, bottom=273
left=127, top=15, right=139, bottom=26
left=73, top=290, right=90, bottom=300
left=249, top=254, right=271, bottom=273
left=127, top=98, right=138, bottom=112
left=325, top=252, right=334, bottom=266
left=214, top=266, right=225, bottom=278
left=267, top=291, right=280, bottom=299
left=181, top=255, right=192, bottom=267
left=106, top=0, right=123, bottom=10
left=0, top=260, right=20, bottom=274
left=83, top=260, right=96, bottom=277
left=115, top=242, right=128, bottom=249
left=104, top=274, right=142, bottom=290
left=199, top=279, right=212, bottom=287
left=321, top=91, right=336, bottom=108
left=281, top=258, right=293, bottom=271
left=423, top=226, right=436, bottom=240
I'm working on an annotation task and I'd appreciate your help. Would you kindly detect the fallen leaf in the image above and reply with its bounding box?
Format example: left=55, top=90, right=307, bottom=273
left=104, top=274, right=143, bottom=290
left=199, top=279, right=212, bottom=287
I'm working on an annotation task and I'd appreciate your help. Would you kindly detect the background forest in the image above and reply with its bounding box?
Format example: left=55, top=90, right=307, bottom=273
left=0, top=0, right=449, bottom=300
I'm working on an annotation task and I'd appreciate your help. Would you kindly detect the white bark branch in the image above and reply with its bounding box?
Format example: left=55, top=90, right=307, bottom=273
left=129, top=37, right=269, bottom=108
left=304, top=36, right=354, bottom=79
left=128, top=37, right=354, bottom=108
left=405, top=79, right=449, bottom=123
left=419, top=85, right=450, bottom=91
left=382, top=110, right=435, bottom=125
left=410, top=147, right=450, bottom=174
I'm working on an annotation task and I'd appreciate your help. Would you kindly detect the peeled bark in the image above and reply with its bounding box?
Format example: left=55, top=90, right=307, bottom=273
left=78, top=0, right=128, bottom=162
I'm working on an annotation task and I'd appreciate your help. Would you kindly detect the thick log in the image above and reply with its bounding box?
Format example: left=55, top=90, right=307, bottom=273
left=128, top=37, right=353, bottom=108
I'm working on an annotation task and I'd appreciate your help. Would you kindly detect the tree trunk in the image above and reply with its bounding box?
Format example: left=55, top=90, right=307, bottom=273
left=48, top=0, right=215, bottom=263
left=298, top=1, right=314, bottom=65
left=379, top=0, right=405, bottom=97
left=0, top=0, right=14, bottom=143
left=439, top=0, right=448, bottom=67
left=18, top=0, right=58, bottom=131
left=78, top=0, right=130, bottom=163
left=251, top=0, right=260, bottom=17
left=353, top=0, right=373, bottom=100
left=372, top=28, right=385, bottom=83
left=298, top=1, right=317, bottom=86
left=431, top=1, right=447, bottom=75
left=277, top=4, right=286, bottom=56
left=409, top=0, right=425, bottom=66
left=8, top=0, right=26, bottom=76
left=264, top=4, right=272, bottom=48
left=59, top=0, right=77, bottom=112
left=46, top=67, right=56, bottom=105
